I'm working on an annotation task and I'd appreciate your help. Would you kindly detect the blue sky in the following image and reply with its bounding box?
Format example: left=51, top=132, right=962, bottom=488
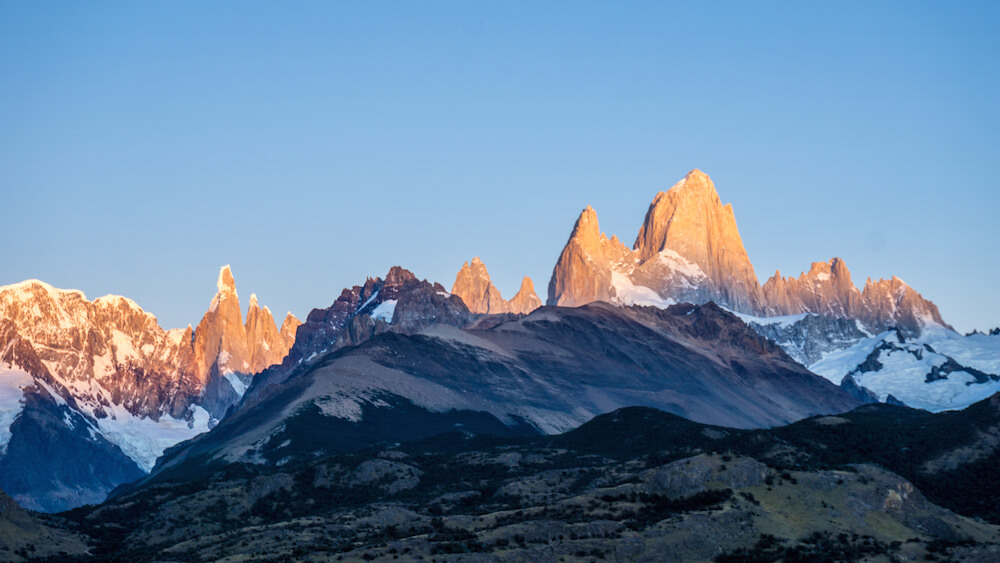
left=1, top=2, right=997, bottom=333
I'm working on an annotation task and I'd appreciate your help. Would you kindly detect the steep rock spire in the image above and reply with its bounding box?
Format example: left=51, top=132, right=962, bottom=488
left=632, top=170, right=765, bottom=313
left=452, top=258, right=542, bottom=315
left=547, top=206, right=631, bottom=307
left=193, top=266, right=250, bottom=383
left=509, top=276, right=542, bottom=314
left=244, top=296, right=288, bottom=374
left=280, top=312, right=302, bottom=350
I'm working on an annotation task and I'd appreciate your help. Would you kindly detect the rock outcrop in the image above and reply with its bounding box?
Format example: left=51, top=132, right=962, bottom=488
left=451, top=257, right=542, bottom=315
left=241, top=266, right=476, bottom=410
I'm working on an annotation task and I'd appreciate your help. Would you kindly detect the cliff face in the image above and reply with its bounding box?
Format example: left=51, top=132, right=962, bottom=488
left=547, top=169, right=949, bottom=335
left=451, top=257, right=542, bottom=315
left=762, top=259, right=949, bottom=334
left=547, top=206, right=632, bottom=308
left=508, top=277, right=543, bottom=315
left=632, top=170, right=766, bottom=313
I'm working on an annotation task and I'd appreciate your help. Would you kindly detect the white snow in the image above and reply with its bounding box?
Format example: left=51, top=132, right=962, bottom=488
left=359, top=291, right=380, bottom=311
left=811, top=329, right=1000, bottom=412
left=92, top=351, right=115, bottom=379
left=0, top=363, right=34, bottom=453
left=371, top=300, right=397, bottom=323
left=166, top=327, right=187, bottom=347
left=93, top=403, right=212, bottom=472
left=610, top=271, right=675, bottom=308
left=815, top=272, right=831, bottom=282
left=111, top=330, right=140, bottom=362
left=224, top=372, right=247, bottom=397
left=920, top=325, right=1000, bottom=375
left=94, top=294, right=146, bottom=314
left=657, top=249, right=707, bottom=283
left=216, top=265, right=237, bottom=296
left=729, top=310, right=812, bottom=329
left=34, top=379, right=67, bottom=406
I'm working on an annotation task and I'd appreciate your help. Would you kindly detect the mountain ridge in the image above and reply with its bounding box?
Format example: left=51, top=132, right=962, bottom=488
left=548, top=169, right=949, bottom=337
left=0, top=266, right=300, bottom=511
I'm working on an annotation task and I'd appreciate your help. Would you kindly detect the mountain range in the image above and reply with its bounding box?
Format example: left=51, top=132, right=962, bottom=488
left=548, top=169, right=946, bottom=336
left=547, top=169, right=998, bottom=410
left=0, top=267, right=299, bottom=511
left=0, top=167, right=996, bottom=523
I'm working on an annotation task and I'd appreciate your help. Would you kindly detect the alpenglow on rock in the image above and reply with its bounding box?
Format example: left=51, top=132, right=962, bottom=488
left=451, top=257, right=541, bottom=315
left=549, top=170, right=765, bottom=314
left=762, top=259, right=949, bottom=335
left=547, top=169, right=949, bottom=336
left=0, top=265, right=299, bottom=512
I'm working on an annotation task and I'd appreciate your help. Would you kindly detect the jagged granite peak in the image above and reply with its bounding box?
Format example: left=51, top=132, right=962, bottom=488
left=0, top=267, right=299, bottom=511
left=547, top=206, right=631, bottom=307
left=244, top=296, right=289, bottom=375
left=280, top=312, right=302, bottom=350
left=193, top=266, right=251, bottom=384
left=632, top=169, right=766, bottom=313
left=763, top=257, right=862, bottom=319
left=761, top=257, right=947, bottom=334
left=217, top=264, right=237, bottom=296
left=451, top=257, right=541, bottom=315
left=860, top=275, right=951, bottom=334
left=549, top=170, right=763, bottom=312
left=547, top=170, right=952, bottom=337
left=240, top=266, right=475, bottom=410
left=451, top=257, right=507, bottom=314
left=508, top=276, right=543, bottom=314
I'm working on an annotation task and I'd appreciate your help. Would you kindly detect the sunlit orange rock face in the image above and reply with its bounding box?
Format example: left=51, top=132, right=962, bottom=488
left=451, top=257, right=542, bottom=315
left=547, top=206, right=632, bottom=308
left=0, top=266, right=300, bottom=421
left=547, top=169, right=948, bottom=334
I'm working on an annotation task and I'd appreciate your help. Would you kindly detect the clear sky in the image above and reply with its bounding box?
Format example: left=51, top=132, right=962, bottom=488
left=1, top=2, right=997, bottom=333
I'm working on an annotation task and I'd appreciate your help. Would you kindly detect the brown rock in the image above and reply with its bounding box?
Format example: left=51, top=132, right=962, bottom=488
left=547, top=206, right=631, bottom=307
left=508, top=277, right=542, bottom=315
left=192, top=265, right=251, bottom=383
left=546, top=169, right=950, bottom=335
left=451, top=257, right=541, bottom=315
left=451, top=257, right=509, bottom=314
left=244, top=294, right=290, bottom=374
left=280, top=312, right=302, bottom=350
left=763, top=258, right=949, bottom=334
left=0, top=265, right=300, bottom=423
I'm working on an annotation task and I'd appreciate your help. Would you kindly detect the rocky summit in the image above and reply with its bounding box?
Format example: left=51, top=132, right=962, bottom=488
left=0, top=266, right=298, bottom=512
left=450, top=257, right=541, bottom=315
left=548, top=169, right=948, bottom=337
left=762, top=258, right=949, bottom=335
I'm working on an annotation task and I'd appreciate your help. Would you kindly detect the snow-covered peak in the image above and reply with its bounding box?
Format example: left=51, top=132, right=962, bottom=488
left=216, top=265, right=237, bottom=297
left=0, top=279, right=87, bottom=302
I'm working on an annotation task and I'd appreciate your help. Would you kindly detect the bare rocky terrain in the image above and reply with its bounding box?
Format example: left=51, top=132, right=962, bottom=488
left=28, top=394, right=1000, bottom=562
